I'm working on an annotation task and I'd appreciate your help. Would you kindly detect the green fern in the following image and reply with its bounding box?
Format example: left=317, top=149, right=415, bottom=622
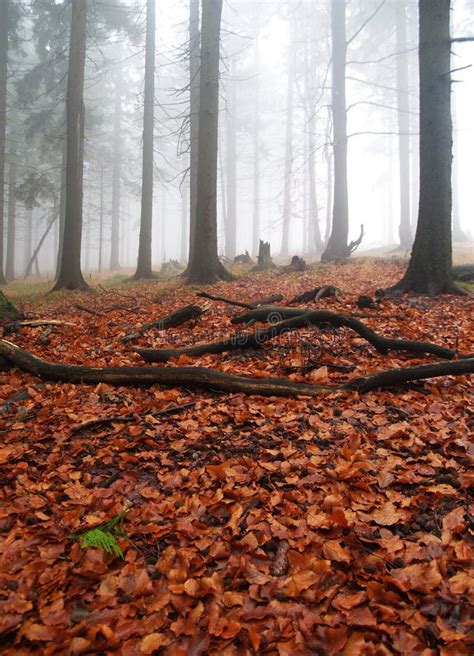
left=75, top=511, right=128, bottom=558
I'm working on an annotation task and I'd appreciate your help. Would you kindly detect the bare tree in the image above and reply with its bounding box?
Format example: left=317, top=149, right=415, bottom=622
left=396, top=0, right=413, bottom=250
left=321, top=0, right=349, bottom=261
left=5, top=159, right=16, bottom=280
left=280, top=15, right=296, bottom=258
left=390, top=0, right=460, bottom=294
left=134, top=0, right=156, bottom=279
left=187, top=0, right=231, bottom=284
left=110, top=77, right=122, bottom=270
left=187, top=0, right=200, bottom=270
left=224, top=61, right=237, bottom=261
left=0, top=0, right=9, bottom=284
left=53, top=0, right=88, bottom=290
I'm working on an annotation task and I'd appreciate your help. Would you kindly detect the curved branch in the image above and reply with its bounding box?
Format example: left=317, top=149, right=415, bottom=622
left=138, top=309, right=460, bottom=363
left=0, top=339, right=472, bottom=398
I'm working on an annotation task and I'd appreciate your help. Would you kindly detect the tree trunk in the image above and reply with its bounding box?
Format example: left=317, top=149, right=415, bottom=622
left=321, top=0, right=349, bottom=262
left=110, top=78, right=121, bottom=270
left=224, top=62, right=237, bottom=261
left=55, top=132, right=67, bottom=279
left=25, top=206, right=57, bottom=280
left=186, top=0, right=231, bottom=284
left=391, top=0, right=457, bottom=295
left=5, top=160, right=16, bottom=281
left=187, top=0, right=200, bottom=271
left=134, top=0, right=155, bottom=279
left=180, top=181, right=189, bottom=264
left=23, top=208, right=32, bottom=276
left=52, top=0, right=88, bottom=290
left=98, top=161, right=104, bottom=273
left=307, top=11, right=322, bottom=255
left=0, top=0, right=8, bottom=284
left=396, top=0, right=413, bottom=250
left=280, top=17, right=295, bottom=258
left=251, top=33, right=260, bottom=257
left=451, top=92, right=467, bottom=241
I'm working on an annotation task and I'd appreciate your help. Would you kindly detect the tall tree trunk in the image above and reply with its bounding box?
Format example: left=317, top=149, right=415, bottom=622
left=6, top=160, right=16, bottom=281
left=396, top=0, right=413, bottom=250
left=180, top=181, right=188, bottom=264
left=186, top=0, right=231, bottom=284
left=224, top=64, right=237, bottom=260
left=321, top=0, right=349, bottom=262
left=307, top=12, right=322, bottom=255
left=110, top=79, right=121, bottom=269
left=134, top=0, right=155, bottom=279
left=98, top=161, right=104, bottom=273
left=391, top=0, right=456, bottom=295
left=187, top=0, right=200, bottom=271
left=0, top=0, right=8, bottom=284
left=280, top=18, right=295, bottom=258
left=55, top=132, right=67, bottom=279
left=252, top=34, right=260, bottom=257
left=24, top=208, right=32, bottom=276
left=451, top=92, right=466, bottom=241
left=52, top=0, right=88, bottom=290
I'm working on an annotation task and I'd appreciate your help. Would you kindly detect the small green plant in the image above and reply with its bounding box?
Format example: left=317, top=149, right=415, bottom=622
left=75, top=511, right=127, bottom=558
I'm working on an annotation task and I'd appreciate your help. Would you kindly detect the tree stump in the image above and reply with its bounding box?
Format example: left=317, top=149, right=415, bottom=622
left=252, top=240, right=274, bottom=271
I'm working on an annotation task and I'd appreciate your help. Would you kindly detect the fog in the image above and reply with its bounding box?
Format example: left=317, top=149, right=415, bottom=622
left=2, top=0, right=473, bottom=280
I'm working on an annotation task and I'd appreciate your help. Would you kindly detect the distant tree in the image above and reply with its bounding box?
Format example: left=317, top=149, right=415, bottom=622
left=186, top=0, right=200, bottom=271
left=53, top=0, right=89, bottom=290
left=396, top=0, right=413, bottom=250
left=321, top=0, right=348, bottom=262
left=187, top=0, right=231, bottom=284
left=110, top=76, right=122, bottom=270
left=5, top=159, right=17, bottom=281
left=224, top=61, right=237, bottom=261
left=0, top=0, right=15, bottom=284
left=390, top=0, right=460, bottom=294
left=280, top=15, right=296, bottom=258
left=134, top=0, right=156, bottom=279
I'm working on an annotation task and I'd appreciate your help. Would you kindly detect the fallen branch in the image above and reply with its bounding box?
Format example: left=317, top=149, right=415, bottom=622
left=289, top=286, right=339, bottom=305
left=196, top=291, right=283, bottom=310
left=0, top=339, right=472, bottom=397
left=120, top=303, right=207, bottom=344
left=18, top=320, right=76, bottom=328
left=71, top=401, right=197, bottom=433
left=137, top=309, right=459, bottom=363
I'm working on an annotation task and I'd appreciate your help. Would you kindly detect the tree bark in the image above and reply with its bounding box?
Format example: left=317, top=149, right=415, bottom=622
left=1, top=339, right=472, bottom=398
left=187, top=0, right=200, bottom=271
left=23, top=208, right=32, bottom=276
left=5, top=160, right=16, bottom=281
left=280, top=17, right=296, bottom=258
left=186, top=0, right=231, bottom=284
left=52, top=0, right=88, bottom=290
left=0, top=0, right=8, bottom=284
left=391, top=0, right=458, bottom=295
left=224, top=61, right=237, bottom=261
left=252, top=33, right=260, bottom=257
left=120, top=303, right=206, bottom=344
left=134, top=0, right=156, bottom=279
left=321, top=0, right=349, bottom=262
left=396, top=1, right=413, bottom=250
left=110, top=78, right=122, bottom=270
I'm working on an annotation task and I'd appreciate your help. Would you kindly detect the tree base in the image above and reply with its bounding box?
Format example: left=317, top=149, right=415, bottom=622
left=186, top=260, right=233, bottom=285
left=51, top=273, right=90, bottom=292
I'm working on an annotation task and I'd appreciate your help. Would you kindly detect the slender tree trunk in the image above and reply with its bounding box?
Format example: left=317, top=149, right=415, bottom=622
left=391, top=0, right=456, bottom=295
left=187, top=0, right=200, bottom=271
left=25, top=207, right=57, bottom=280
left=180, top=181, right=188, bottom=264
left=252, top=34, right=260, bottom=257
left=224, top=64, right=237, bottom=260
left=55, top=133, right=67, bottom=279
left=396, top=1, right=412, bottom=249
left=52, top=0, right=88, bottom=290
left=303, top=118, right=308, bottom=255
left=321, top=0, right=349, bottom=262
left=134, top=0, right=155, bottom=279
left=186, top=0, right=231, bottom=284
left=307, top=13, right=322, bottom=255
left=161, top=192, right=166, bottom=263
left=5, top=160, right=16, bottom=281
left=451, top=92, right=466, bottom=241
left=0, top=0, right=8, bottom=283
left=24, top=208, right=32, bottom=276
left=98, top=161, right=104, bottom=273
left=110, top=79, right=121, bottom=269
left=280, top=18, right=295, bottom=258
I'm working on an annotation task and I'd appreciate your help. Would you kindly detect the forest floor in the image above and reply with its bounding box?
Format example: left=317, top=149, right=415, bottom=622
left=0, top=258, right=473, bottom=655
